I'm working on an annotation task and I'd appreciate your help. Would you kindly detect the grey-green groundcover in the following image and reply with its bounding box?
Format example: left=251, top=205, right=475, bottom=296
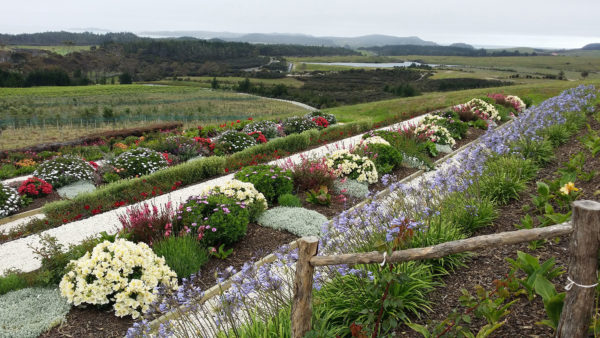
left=257, top=207, right=328, bottom=237
left=0, top=287, right=71, bottom=338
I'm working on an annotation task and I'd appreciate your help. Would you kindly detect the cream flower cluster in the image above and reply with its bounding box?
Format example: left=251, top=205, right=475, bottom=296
left=201, top=179, right=268, bottom=210
left=59, top=239, right=177, bottom=319
left=325, top=150, right=378, bottom=184
left=506, top=95, right=526, bottom=112
left=414, top=122, right=456, bottom=147
left=0, top=184, right=20, bottom=218
left=465, top=98, right=500, bottom=121
left=362, top=136, right=390, bottom=146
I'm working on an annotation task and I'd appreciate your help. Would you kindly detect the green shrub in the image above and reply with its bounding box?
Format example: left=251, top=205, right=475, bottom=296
left=479, top=155, right=537, bottom=205
left=281, top=116, right=317, bottom=135
left=109, top=147, right=169, bottom=178
left=152, top=235, right=209, bottom=278
left=0, top=287, right=71, bottom=338
left=426, top=115, right=469, bottom=139
left=366, top=130, right=433, bottom=169
left=257, top=207, right=327, bottom=237
left=512, top=138, right=555, bottom=165
left=243, top=120, right=280, bottom=139
left=440, top=193, right=497, bottom=234
left=470, top=119, right=489, bottom=130
left=542, top=124, right=572, bottom=147
left=277, top=193, right=302, bottom=207
left=215, top=130, right=256, bottom=154
left=178, top=193, right=250, bottom=246
left=409, top=217, right=466, bottom=273
left=0, top=164, right=18, bottom=180
left=0, top=274, right=28, bottom=295
left=315, top=262, right=435, bottom=336
left=33, top=155, right=95, bottom=188
left=161, top=136, right=202, bottom=162
left=59, top=145, right=105, bottom=161
left=355, top=143, right=403, bottom=175
left=234, top=165, right=293, bottom=204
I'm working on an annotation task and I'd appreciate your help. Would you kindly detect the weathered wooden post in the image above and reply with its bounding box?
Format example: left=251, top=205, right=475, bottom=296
left=291, top=236, right=319, bottom=338
left=557, top=200, right=600, bottom=338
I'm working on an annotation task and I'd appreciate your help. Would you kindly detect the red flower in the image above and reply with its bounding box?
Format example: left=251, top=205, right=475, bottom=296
left=18, top=177, right=53, bottom=198
left=84, top=205, right=90, bottom=210
left=236, top=119, right=241, bottom=123
left=248, top=117, right=253, bottom=121
left=312, top=117, right=329, bottom=128
left=225, top=168, right=229, bottom=173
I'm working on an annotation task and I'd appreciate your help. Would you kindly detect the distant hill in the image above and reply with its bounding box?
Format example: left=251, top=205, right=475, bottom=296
left=0, top=31, right=140, bottom=45
left=449, top=43, right=474, bottom=49
left=140, top=31, right=438, bottom=48
left=582, top=43, right=600, bottom=50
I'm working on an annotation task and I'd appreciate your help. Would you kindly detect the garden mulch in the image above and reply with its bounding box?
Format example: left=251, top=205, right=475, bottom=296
left=399, top=116, right=600, bottom=337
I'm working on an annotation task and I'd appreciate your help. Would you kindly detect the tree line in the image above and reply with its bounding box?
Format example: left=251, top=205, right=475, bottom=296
left=361, top=44, right=542, bottom=57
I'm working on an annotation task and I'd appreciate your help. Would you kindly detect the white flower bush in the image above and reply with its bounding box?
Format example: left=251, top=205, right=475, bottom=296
left=0, top=183, right=20, bottom=218
left=33, top=155, right=95, bottom=188
left=242, top=120, right=279, bottom=139
left=362, top=136, right=390, bottom=146
left=109, top=147, right=169, bottom=178
left=200, top=179, right=268, bottom=210
left=414, top=122, right=456, bottom=147
left=506, top=95, right=526, bottom=112
left=325, top=150, right=378, bottom=184
left=215, top=130, right=256, bottom=154
left=464, top=98, right=500, bottom=122
left=59, top=239, right=177, bottom=319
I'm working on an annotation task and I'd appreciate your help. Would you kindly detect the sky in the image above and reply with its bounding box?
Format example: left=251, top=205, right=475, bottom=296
left=1, top=0, right=599, bottom=49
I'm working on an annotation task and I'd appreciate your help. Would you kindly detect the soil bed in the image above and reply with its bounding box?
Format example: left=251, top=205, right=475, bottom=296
left=400, top=116, right=600, bottom=337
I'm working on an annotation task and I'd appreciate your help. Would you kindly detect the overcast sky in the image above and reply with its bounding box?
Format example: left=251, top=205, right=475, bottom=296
left=1, top=0, right=599, bottom=48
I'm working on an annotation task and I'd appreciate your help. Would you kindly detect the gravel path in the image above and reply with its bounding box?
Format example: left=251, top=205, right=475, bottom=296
left=0, top=115, right=426, bottom=276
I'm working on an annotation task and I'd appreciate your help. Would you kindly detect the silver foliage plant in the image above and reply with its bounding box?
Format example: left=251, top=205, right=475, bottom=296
left=257, top=206, right=328, bottom=237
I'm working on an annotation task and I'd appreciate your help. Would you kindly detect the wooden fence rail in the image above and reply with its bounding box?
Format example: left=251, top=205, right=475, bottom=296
left=291, top=200, right=600, bottom=338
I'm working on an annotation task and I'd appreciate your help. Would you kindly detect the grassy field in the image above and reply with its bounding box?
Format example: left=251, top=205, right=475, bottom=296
left=164, top=76, right=305, bottom=88
left=0, top=84, right=308, bottom=149
left=325, top=79, right=600, bottom=123
left=0, top=45, right=93, bottom=55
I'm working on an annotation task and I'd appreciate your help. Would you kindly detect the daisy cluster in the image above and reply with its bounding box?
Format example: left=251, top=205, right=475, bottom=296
left=0, top=183, right=20, bottom=218
left=506, top=95, right=526, bottom=112
left=33, top=155, right=96, bottom=188
left=414, top=122, right=456, bottom=147
left=462, top=98, right=500, bottom=122
left=200, top=179, right=267, bottom=210
left=109, top=148, right=169, bottom=178
left=325, top=150, right=378, bottom=184
left=362, top=135, right=391, bottom=146
left=59, top=239, right=177, bottom=319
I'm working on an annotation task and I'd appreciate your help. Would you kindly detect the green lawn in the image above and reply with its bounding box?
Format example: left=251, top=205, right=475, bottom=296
left=0, top=45, right=93, bottom=55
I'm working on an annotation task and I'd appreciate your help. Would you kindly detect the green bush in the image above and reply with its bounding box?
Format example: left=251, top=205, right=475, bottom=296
left=470, top=119, right=489, bottom=130
left=440, top=193, right=497, bottom=234
left=511, top=138, right=555, bottom=165
left=367, top=130, right=433, bottom=169
left=152, top=235, right=209, bottom=278
left=356, top=143, right=403, bottom=175
left=234, top=165, right=293, bottom=204
left=277, top=193, right=302, bottom=207
left=109, top=147, right=169, bottom=178
left=542, top=124, right=572, bottom=147
left=33, top=155, right=95, bottom=188
left=257, top=207, right=327, bottom=237
left=0, top=164, right=18, bottom=180
left=0, top=274, right=28, bottom=295
left=161, top=136, right=202, bottom=162
left=479, top=155, right=537, bottom=205
left=178, top=193, right=250, bottom=247
left=0, top=287, right=71, bottom=338
left=215, top=130, right=256, bottom=154
left=59, top=145, right=105, bottom=161
left=281, top=116, right=317, bottom=135
left=408, top=217, right=467, bottom=273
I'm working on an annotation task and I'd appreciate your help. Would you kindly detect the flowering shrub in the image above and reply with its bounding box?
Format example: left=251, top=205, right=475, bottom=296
left=354, top=143, right=403, bottom=175
left=425, top=114, right=469, bottom=140
left=215, top=130, right=256, bottom=154
left=177, top=193, right=250, bottom=246
left=312, top=116, right=329, bottom=129
left=118, top=201, right=175, bottom=245
left=325, top=150, right=378, bottom=184
left=234, top=165, right=293, bottom=204
left=305, top=111, right=337, bottom=125
left=109, top=148, right=169, bottom=178
left=17, top=177, right=53, bottom=198
left=248, top=131, right=268, bottom=144
left=59, top=239, right=177, bottom=319
left=281, top=156, right=337, bottom=191
left=414, top=122, right=456, bottom=147
left=456, top=98, right=500, bottom=122
left=33, top=155, right=95, bottom=189
left=506, top=95, right=526, bottom=112
left=243, top=120, right=279, bottom=139
left=363, top=135, right=391, bottom=146
left=162, top=136, right=202, bottom=162
left=281, top=116, right=318, bottom=135
left=198, top=179, right=267, bottom=220
left=15, top=158, right=37, bottom=167
left=0, top=184, right=20, bottom=218
left=193, top=137, right=216, bottom=156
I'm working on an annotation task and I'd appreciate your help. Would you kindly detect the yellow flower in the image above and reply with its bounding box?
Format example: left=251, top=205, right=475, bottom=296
left=559, top=182, right=579, bottom=195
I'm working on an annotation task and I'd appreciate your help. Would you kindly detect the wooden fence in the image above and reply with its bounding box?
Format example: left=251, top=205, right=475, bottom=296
left=291, top=200, right=600, bottom=338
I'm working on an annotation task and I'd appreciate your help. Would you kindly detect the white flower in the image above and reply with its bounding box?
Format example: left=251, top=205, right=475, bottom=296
left=363, top=136, right=390, bottom=146
left=325, top=150, right=378, bottom=184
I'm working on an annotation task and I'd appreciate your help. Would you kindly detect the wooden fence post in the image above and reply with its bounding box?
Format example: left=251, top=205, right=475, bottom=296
left=291, top=236, right=319, bottom=338
left=557, top=200, right=600, bottom=338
